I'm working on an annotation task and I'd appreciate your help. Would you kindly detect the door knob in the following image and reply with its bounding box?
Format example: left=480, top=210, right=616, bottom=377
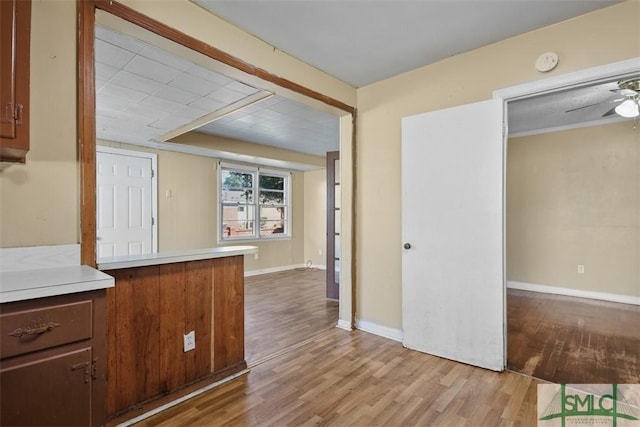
left=403, top=243, right=411, bottom=250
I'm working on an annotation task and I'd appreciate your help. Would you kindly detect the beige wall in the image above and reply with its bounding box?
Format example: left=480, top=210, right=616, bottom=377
left=0, top=1, right=77, bottom=247
left=98, top=140, right=312, bottom=272
left=304, top=169, right=327, bottom=268
left=507, top=122, right=639, bottom=297
left=356, top=1, right=640, bottom=329
left=173, top=132, right=326, bottom=169
left=3, top=0, right=638, bottom=329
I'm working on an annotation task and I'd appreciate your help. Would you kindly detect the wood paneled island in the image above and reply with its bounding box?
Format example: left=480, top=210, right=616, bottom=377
left=98, top=246, right=257, bottom=424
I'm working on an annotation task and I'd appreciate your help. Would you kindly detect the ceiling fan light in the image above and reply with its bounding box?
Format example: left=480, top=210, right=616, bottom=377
left=614, top=99, right=640, bottom=118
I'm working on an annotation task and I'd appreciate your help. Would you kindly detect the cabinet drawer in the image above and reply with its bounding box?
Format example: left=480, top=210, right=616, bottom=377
left=1, top=300, right=93, bottom=359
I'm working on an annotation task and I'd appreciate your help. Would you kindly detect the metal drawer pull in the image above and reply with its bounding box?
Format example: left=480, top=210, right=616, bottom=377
left=8, top=322, right=61, bottom=338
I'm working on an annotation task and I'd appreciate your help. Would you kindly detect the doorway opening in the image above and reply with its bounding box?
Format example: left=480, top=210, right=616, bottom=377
left=497, top=58, right=640, bottom=383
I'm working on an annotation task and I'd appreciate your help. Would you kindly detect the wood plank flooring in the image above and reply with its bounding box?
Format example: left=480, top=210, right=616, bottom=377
left=137, top=328, right=541, bottom=427
left=507, top=289, right=640, bottom=384
left=133, top=271, right=638, bottom=426
left=244, top=268, right=338, bottom=365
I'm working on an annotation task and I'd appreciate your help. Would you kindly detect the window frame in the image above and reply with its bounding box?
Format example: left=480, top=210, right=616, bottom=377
left=218, top=162, right=291, bottom=242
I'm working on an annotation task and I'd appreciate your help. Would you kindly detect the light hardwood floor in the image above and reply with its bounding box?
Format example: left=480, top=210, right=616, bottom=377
left=137, top=327, right=540, bottom=426
left=136, top=270, right=638, bottom=426
left=244, top=268, right=339, bottom=365
left=507, top=289, right=640, bottom=384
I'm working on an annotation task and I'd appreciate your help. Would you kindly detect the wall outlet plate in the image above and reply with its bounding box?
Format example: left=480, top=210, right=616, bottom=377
left=183, top=331, right=195, bottom=352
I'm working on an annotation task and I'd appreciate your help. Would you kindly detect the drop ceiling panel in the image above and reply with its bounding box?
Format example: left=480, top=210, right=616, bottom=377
left=196, top=95, right=339, bottom=156
left=95, top=25, right=340, bottom=157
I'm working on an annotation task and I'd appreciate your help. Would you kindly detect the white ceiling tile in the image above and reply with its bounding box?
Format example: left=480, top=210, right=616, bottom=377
left=95, top=78, right=109, bottom=92
left=138, top=45, right=193, bottom=72
left=95, top=25, right=146, bottom=54
left=207, top=87, right=246, bottom=104
left=149, top=115, right=194, bottom=131
left=153, top=85, right=201, bottom=105
left=95, top=62, right=119, bottom=82
left=100, top=83, right=148, bottom=104
left=95, top=39, right=136, bottom=69
left=269, top=100, right=303, bottom=114
left=225, top=81, right=260, bottom=96
left=170, top=72, right=221, bottom=96
left=111, top=70, right=165, bottom=95
left=187, top=65, right=234, bottom=86
left=124, top=55, right=182, bottom=84
left=189, top=97, right=226, bottom=112
left=138, top=96, right=184, bottom=114
left=121, top=105, right=170, bottom=124
left=173, top=106, right=209, bottom=120
left=96, top=93, right=128, bottom=112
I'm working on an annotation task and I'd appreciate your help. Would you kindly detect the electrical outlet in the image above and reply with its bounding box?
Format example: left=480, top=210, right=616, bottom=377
left=183, top=331, right=195, bottom=352
left=318, top=249, right=322, bottom=255
left=577, top=264, right=585, bottom=274
left=254, top=253, right=259, bottom=260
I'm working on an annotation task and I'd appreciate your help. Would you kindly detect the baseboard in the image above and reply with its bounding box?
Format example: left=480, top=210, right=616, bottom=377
left=244, top=263, right=333, bottom=277
left=355, top=319, right=403, bottom=342
left=507, top=281, right=640, bottom=306
left=336, top=319, right=353, bottom=331
left=244, top=264, right=305, bottom=277
left=0, top=244, right=80, bottom=272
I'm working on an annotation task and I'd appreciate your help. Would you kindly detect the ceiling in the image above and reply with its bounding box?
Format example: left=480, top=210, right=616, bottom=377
left=96, top=1, right=635, bottom=162
left=95, top=25, right=340, bottom=158
left=193, top=0, right=621, bottom=88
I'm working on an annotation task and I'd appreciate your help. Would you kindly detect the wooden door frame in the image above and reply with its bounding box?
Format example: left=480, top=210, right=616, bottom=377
left=77, top=0, right=358, bottom=326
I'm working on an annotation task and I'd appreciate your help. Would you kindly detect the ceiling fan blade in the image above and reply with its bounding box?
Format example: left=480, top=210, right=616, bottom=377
left=565, top=98, right=623, bottom=113
left=610, top=88, right=638, bottom=96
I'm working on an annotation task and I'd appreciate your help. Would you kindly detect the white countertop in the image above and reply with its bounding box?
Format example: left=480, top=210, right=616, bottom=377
left=97, top=246, right=258, bottom=271
left=0, top=265, right=115, bottom=304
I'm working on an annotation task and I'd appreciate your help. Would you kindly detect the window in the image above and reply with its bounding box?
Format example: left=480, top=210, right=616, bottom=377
left=220, top=163, right=290, bottom=241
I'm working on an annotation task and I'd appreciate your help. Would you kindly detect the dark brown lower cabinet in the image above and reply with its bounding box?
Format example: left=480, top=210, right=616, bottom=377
left=1, top=347, right=93, bottom=426
left=104, top=255, right=246, bottom=422
left=0, top=290, right=107, bottom=427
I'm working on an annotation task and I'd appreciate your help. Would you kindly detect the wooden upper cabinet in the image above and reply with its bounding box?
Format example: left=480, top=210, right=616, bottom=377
left=0, top=0, right=30, bottom=162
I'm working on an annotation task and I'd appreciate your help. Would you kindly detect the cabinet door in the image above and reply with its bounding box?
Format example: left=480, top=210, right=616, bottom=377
left=1, top=347, right=93, bottom=426
left=0, top=0, right=30, bottom=161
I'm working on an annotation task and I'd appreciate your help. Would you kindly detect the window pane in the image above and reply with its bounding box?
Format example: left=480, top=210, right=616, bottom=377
left=222, top=189, right=253, bottom=203
left=222, top=205, right=255, bottom=238
left=259, top=175, right=284, bottom=190
left=260, top=220, right=285, bottom=236
left=222, top=170, right=253, bottom=189
left=259, top=190, right=284, bottom=205
left=261, top=206, right=286, bottom=220
left=260, top=206, right=286, bottom=236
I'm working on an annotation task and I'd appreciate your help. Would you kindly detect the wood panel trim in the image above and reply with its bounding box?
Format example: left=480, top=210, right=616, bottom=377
left=78, top=0, right=96, bottom=267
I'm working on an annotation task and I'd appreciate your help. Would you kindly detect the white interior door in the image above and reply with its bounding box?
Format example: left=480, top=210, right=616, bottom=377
left=401, top=99, right=505, bottom=371
left=96, top=148, right=156, bottom=258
